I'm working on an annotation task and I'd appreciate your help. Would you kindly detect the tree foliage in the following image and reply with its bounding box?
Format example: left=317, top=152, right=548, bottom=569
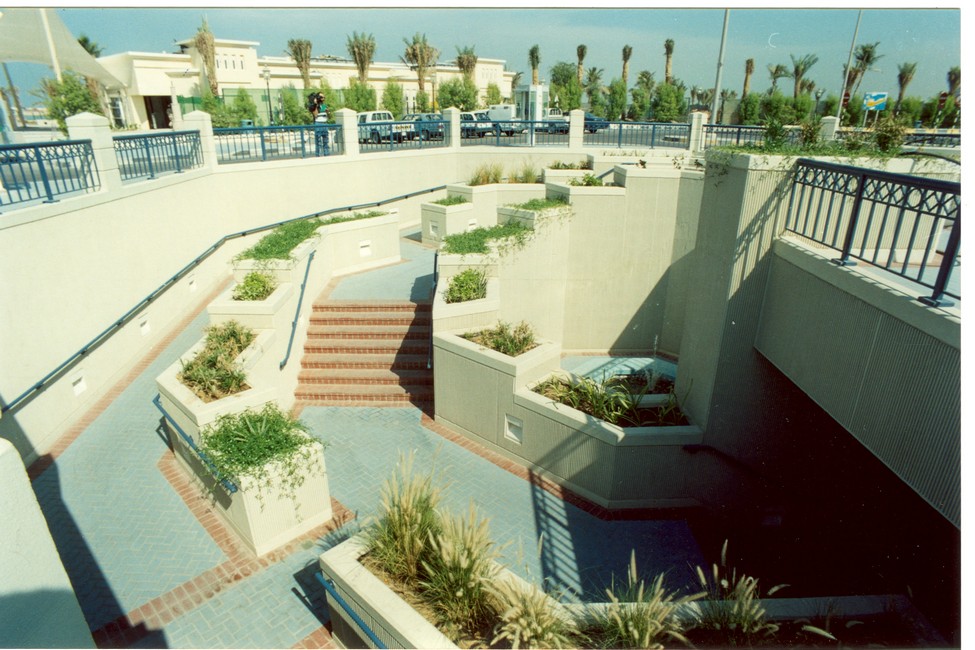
left=651, top=82, right=686, bottom=122
left=550, top=61, right=581, bottom=111
left=42, top=72, right=104, bottom=133
left=485, top=83, right=502, bottom=106
left=231, top=89, right=259, bottom=123
left=347, top=32, right=376, bottom=82
left=760, top=91, right=796, bottom=124
left=345, top=78, right=376, bottom=113
left=195, top=19, right=218, bottom=96
left=456, top=45, right=478, bottom=79
left=437, top=76, right=478, bottom=111
left=287, top=39, right=313, bottom=89
left=529, top=45, right=541, bottom=85
left=382, top=80, right=405, bottom=118
left=737, top=92, right=762, bottom=125
left=402, top=33, right=439, bottom=93
left=605, top=78, right=627, bottom=121
left=278, top=86, right=311, bottom=125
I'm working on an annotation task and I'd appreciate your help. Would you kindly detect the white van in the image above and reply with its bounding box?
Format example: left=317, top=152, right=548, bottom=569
left=486, top=104, right=526, bottom=135
left=357, top=111, right=414, bottom=144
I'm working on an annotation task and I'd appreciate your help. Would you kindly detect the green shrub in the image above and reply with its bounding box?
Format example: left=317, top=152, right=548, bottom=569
left=199, top=403, right=320, bottom=499
left=469, top=163, right=504, bottom=186
left=549, top=159, right=592, bottom=170
left=512, top=196, right=569, bottom=211
left=569, top=173, right=603, bottom=187
left=237, top=218, right=322, bottom=261
left=462, top=321, right=537, bottom=357
left=232, top=271, right=277, bottom=301
left=366, top=452, right=442, bottom=584
left=873, top=114, right=907, bottom=153
left=585, top=551, right=703, bottom=649
left=444, top=268, right=488, bottom=304
left=534, top=374, right=687, bottom=427
left=421, top=504, right=500, bottom=640
left=327, top=210, right=386, bottom=225
left=798, top=118, right=821, bottom=148
left=490, top=579, right=579, bottom=649
left=762, top=117, right=788, bottom=149
left=433, top=195, right=468, bottom=206
left=178, top=321, right=256, bottom=401
left=441, top=222, right=532, bottom=255
left=509, top=161, right=541, bottom=183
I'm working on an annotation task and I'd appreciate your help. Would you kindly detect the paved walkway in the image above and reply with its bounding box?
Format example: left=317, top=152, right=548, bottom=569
left=29, top=230, right=703, bottom=648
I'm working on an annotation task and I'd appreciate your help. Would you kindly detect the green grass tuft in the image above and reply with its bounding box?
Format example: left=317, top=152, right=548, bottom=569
left=511, top=195, right=569, bottom=211
left=237, top=219, right=323, bottom=261
left=443, top=268, right=488, bottom=304
left=441, top=222, right=532, bottom=255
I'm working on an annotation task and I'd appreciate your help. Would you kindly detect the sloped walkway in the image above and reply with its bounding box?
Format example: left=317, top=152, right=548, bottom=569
left=28, top=229, right=703, bottom=649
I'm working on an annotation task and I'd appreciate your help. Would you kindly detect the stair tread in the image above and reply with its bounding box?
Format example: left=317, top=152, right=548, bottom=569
left=298, top=368, right=433, bottom=383
left=301, top=353, right=430, bottom=368
left=307, top=325, right=431, bottom=337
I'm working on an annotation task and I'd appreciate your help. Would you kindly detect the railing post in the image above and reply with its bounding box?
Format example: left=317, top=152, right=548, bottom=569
left=819, top=116, right=840, bottom=142
left=66, top=111, right=121, bottom=191
left=651, top=124, right=657, bottom=148
left=443, top=107, right=461, bottom=149
left=689, top=112, right=706, bottom=153
left=617, top=122, right=623, bottom=148
left=919, top=218, right=960, bottom=307
left=181, top=111, right=218, bottom=171
left=833, top=170, right=867, bottom=267
left=171, top=133, right=183, bottom=173
left=334, top=108, right=359, bottom=157
left=32, top=144, right=56, bottom=202
left=259, top=127, right=268, bottom=161
left=568, top=109, right=584, bottom=148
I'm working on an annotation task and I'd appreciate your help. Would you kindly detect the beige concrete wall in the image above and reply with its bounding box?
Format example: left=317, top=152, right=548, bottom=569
left=0, top=439, right=94, bottom=648
left=756, top=238, right=960, bottom=526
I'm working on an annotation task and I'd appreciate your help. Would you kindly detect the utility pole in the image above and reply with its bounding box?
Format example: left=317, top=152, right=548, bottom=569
left=837, top=10, right=862, bottom=123
left=710, top=9, right=730, bottom=124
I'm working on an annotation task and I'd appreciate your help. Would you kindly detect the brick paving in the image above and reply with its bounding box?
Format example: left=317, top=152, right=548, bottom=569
left=26, top=232, right=703, bottom=648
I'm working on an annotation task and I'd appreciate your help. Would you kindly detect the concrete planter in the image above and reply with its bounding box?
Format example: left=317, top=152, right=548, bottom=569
left=155, top=328, right=279, bottom=446
left=320, top=210, right=401, bottom=277
left=206, top=282, right=294, bottom=330
left=189, top=430, right=331, bottom=557
left=233, top=234, right=320, bottom=286
left=420, top=201, right=477, bottom=246
left=432, top=277, right=501, bottom=333
left=542, top=168, right=590, bottom=184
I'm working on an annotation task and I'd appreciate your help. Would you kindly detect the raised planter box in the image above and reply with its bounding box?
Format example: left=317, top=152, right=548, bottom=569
left=206, top=282, right=294, bottom=330
left=320, top=210, right=401, bottom=278
left=155, top=328, right=279, bottom=447
left=432, top=276, right=501, bottom=333
left=420, top=201, right=477, bottom=246
left=233, top=234, right=321, bottom=287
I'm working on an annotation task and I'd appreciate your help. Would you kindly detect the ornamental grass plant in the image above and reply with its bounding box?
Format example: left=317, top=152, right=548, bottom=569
left=462, top=321, right=537, bottom=357
left=443, top=268, right=487, bottom=304
left=178, top=321, right=255, bottom=402
left=469, top=162, right=504, bottom=186
left=232, top=270, right=277, bottom=301
left=237, top=218, right=323, bottom=261
left=489, top=578, right=579, bottom=649
left=534, top=374, right=688, bottom=427
left=441, top=222, right=532, bottom=255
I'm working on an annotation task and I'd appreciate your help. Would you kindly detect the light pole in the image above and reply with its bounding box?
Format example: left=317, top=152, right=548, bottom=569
left=262, top=66, right=273, bottom=126
left=815, top=88, right=825, bottom=116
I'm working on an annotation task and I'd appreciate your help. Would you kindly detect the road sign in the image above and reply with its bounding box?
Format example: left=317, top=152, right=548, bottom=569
left=842, top=91, right=851, bottom=108
left=938, top=92, right=949, bottom=110
left=863, top=92, right=888, bottom=111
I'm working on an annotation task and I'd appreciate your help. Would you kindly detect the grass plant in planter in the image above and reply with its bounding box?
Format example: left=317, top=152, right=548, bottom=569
left=178, top=321, right=256, bottom=402
left=237, top=218, right=324, bottom=261
left=232, top=270, right=278, bottom=301
left=534, top=373, right=689, bottom=426
left=508, top=161, right=541, bottom=183
left=569, top=173, right=604, bottom=187
left=199, top=402, right=323, bottom=507
left=433, top=196, right=469, bottom=207
left=462, top=321, right=537, bottom=357
left=443, top=268, right=488, bottom=304
left=468, top=163, right=504, bottom=186
left=511, top=195, right=570, bottom=212
left=441, top=222, right=532, bottom=255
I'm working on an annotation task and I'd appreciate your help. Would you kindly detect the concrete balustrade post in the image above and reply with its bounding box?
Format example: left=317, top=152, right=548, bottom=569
left=66, top=112, right=122, bottom=192
left=181, top=110, right=217, bottom=171
left=334, top=108, right=359, bottom=157
left=689, top=111, right=706, bottom=153
left=568, top=109, right=584, bottom=148
left=819, top=116, right=840, bottom=142
left=443, top=107, right=461, bottom=149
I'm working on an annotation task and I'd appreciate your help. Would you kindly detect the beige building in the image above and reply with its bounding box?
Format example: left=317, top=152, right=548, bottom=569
left=97, top=36, right=516, bottom=130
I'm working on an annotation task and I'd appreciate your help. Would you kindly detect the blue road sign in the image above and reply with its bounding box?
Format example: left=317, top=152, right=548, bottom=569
left=863, top=92, right=888, bottom=111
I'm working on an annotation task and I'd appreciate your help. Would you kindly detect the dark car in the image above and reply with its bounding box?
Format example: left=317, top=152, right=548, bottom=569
left=404, top=113, right=444, bottom=140
left=584, top=112, right=610, bottom=133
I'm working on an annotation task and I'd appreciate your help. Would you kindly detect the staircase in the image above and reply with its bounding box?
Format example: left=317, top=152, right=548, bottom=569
left=295, top=300, right=434, bottom=410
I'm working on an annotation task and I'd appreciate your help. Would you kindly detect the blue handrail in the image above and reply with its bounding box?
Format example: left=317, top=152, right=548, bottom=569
left=152, top=395, right=238, bottom=493
left=314, top=571, right=387, bottom=649
left=1, top=184, right=447, bottom=415
left=279, top=249, right=316, bottom=370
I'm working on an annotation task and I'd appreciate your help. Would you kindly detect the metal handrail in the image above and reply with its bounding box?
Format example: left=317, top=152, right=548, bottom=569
left=1, top=184, right=447, bottom=415
left=152, top=395, right=238, bottom=493
left=315, top=571, right=387, bottom=649
left=428, top=250, right=439, bottom=371
left=279, top=249, right=316, bottom=370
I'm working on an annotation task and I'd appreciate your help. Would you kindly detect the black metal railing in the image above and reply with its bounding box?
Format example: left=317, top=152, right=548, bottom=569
left=113, top=130, right=203, bottom=181
left=152, top=395, right=239, bottom=494
left=903, top=131, right=961, bottom=148
left=786, top=158, right=961, bottom=306
left=1, top=184, right=446, bottom=416
left=213, top=124, right=343, bottom=163
left=587, top=122, right=691, bottom=149
left=0, top=140, right=99, bottom=209
left=702, top=124, right=802, bottom=149
left=279, top=250, right=316, bottom=370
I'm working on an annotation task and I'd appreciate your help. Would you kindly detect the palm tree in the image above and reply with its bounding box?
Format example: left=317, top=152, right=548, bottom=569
left=767, top=63, right=791, bottom=93
left=510, top=71, right=523, bottom=100
left=455, top=46, right=477, bottom=80
left=742, top=58, right=754, bottom=97
left=195, top=18, right=218, bottom=95
left=346, top=32, right=376, bottom=83
left=287, top=39, right=313, bottom=89
left=576, top=45, right=587, bottom=85
left=621, top=45, right=633, bottom=88
left=947, top=65, right=961, bottom=96
left=790, top=53, right=818, bottom=99
left=529, top=45, right=541, bottom=85
left=402, top=33, right=439, bottom=97
left=851, top=42, right=882, bottom=97
left=895, top=62, right=917, bottom=113
left=584, top=66, right=604, bottom=107
left=636, top=70, right=655, bottom=95
left=799, top=78, right=816, bottom=95
left=77, top=34, right=107, bottom=113
left=77, top=34, right=103, bottom=57
left=664, top=39, right=675, bottom=84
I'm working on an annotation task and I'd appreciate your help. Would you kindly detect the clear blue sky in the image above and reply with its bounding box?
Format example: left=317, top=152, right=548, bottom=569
left=2, top=5, right=962, bottom=107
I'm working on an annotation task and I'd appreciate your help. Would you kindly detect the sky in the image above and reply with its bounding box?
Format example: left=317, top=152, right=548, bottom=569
left=0, top=4, right=963, bottom=108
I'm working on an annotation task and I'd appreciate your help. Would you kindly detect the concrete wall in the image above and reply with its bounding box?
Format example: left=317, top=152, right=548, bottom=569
left=0, top=438, right=94, bottom=648
left=756, top=238, right=960, bottom=526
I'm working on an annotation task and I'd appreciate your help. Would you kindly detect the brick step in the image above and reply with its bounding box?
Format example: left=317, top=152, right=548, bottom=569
left=306, top=325, right=431, bottom=340
left=294, top=384, right=434, bottom=402
left=297, top=368, right=433, bottom=385
left=309, top=313, right=432, bottom=327
left=301, top=353, right=430, bottom=369
left=303, top=339, right=429, bottom=355
left=312, top=301, right=431, bottom=314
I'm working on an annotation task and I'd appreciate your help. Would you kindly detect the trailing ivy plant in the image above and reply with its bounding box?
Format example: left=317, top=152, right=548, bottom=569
left=441, top=222, right=532, bottom=255
left=232, top=270, right=277, bottom=301
left=198, top=403, right=323, bottom=507
left=511, top=196, right=569, bottom=211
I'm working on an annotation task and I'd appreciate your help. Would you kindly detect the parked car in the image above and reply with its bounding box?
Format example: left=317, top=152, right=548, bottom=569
left=584, top=112, right=610, bottom=133
left=357, top=111, right=414, bottom=144
left=459, top=111, right=492, bottom=138
left=544, top=108, right=570, bottom=134
left=473, top=111, right=496, bottom=137
left=403, top=113, right=444, bottom=140
left=486, top=104, right=527, bottom=135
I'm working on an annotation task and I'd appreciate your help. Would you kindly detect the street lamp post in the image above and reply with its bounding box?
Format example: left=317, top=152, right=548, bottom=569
left=815, top=88, right=825, bottom=116
left=262, top=67, right=273, bottom=126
